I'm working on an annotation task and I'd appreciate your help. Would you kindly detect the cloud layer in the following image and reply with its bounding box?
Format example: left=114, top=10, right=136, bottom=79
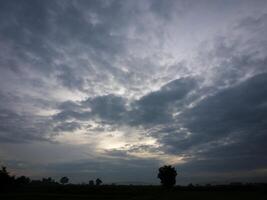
left=0, top=0, right=267, bottom=184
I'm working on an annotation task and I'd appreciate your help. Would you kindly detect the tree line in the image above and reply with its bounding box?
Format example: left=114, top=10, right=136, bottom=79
left=0, top=165, right=177, bottom=189
left=0, top=166, right=104, bottom=190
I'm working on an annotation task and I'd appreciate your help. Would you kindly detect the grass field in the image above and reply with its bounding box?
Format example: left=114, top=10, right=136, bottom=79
left=1, top=185, right=266, bottom=200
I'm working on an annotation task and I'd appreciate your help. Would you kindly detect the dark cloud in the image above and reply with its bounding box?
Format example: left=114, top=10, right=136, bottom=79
left=130, top=77, right=196, bottom=125
left=183, top=73, right=267, bottom=149
left=0, top=0, right=130, bottom=94
left=53, top=109, right=91, bottom=122
left=156, top=73, right=267, bottom=176
left=52, top=71, right=267, bottom=177
left=238, top=13, right=267, bottom=32
left=54, top=77, right=196, bottom=127
left=82, top=94, right=127, bottom=122
left=0, top=109, right=53, bottom=143
left=53, top=121, right=81, bottom=132
left=53, top=94, right=127, bottom=123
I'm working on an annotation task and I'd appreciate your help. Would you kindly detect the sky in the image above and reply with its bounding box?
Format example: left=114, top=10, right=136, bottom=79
left=0, top=0, right=267, bottom=185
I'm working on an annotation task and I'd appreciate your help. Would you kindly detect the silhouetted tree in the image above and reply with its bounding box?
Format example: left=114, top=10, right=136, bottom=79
left=60, top=176, right=69, bottom=185
left=0, top=166, right=10, bottom=183
left=95, top=178, right=102, bottom=186
left=0, top=166, right=16, bottom=190
left=158, top=165, right=177, bottom=187
left=89, top=180, right=94, bottom=186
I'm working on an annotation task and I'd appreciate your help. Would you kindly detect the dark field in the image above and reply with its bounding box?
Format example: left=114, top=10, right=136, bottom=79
left=1, top=185, right=266, bottom=200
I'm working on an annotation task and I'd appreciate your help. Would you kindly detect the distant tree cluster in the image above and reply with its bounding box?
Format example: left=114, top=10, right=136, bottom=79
left=89, top=178, right=102, bottom=186
left=1, top=164, right=180, bottom=189
left=1, top=164, right=178, bottom=189
left=0, top=166, right=30, bottom=190
left=0, top=166, right=105, bottom=191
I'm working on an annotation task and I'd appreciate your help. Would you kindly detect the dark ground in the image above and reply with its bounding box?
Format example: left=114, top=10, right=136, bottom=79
left=1, top=185, right=266, bottom=200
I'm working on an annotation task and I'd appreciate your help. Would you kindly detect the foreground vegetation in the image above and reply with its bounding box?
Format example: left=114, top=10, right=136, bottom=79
left=1, top=184, right=267, bottom=200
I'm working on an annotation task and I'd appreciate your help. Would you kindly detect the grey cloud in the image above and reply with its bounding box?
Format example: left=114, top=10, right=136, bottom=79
left=82, top=94, right=127, bottom=122
left=53, top=110, right=91, bottom=122
left=0, top=0, right=129, bottom=93
left=238, top=13, right=267, bottom=32
left=157, top=73, right=267, bottom=174
left=104, top=144, right=161, bottom=157
left=53, top=121, right=81, bottom=132
left=53, top=94, right=126, bottom=123
left=0, top=109, right=53, bottom=143
left=0, top=0, right=195, bottom=95
left=56, top=65, right=86, bottom=91
left=184, top=73, right=267, bottom=147
left=58, top=101, right=81, bottom=112
left=0, top=91, right=59, bottom=143
left=138, top=78, right=196, bottom=107
left=149, top=0, right=190, bottom=20
left=0, top=0, right=56, bottom=73
left=127, top=144, right=160, bottom=154
left=193, top=12, right=267, bottom=93
left=130, top=77, right=196, bottom=125
left=54, top=77, right=197, bottom=127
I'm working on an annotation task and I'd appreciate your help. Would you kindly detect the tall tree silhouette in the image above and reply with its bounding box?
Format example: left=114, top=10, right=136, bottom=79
left=0, top=167, right=14, bottom=184
left=157, top=165, right=177, bottom=187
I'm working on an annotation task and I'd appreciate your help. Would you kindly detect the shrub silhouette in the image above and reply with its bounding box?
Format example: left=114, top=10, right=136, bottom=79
left=157, top=165, right=177, bottom=187
left=96, top=178, right=102, bottom=186
left=16, top=176, right=30, bottom=185
left=42, top=177, right=57, bottom=185
left=89, top=180, right=94, bottom=186
left=60, top=176, right=69, bottom=185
